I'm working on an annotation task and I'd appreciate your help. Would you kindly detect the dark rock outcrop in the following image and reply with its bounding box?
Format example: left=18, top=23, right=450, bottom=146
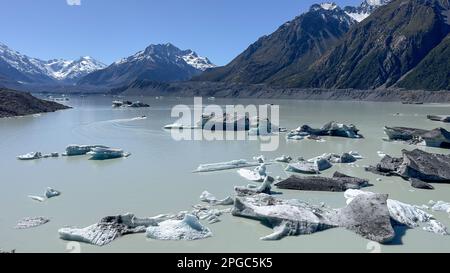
left=275, top=172, right=369, bottom=192
left=0, top=88, right=70, bottom=118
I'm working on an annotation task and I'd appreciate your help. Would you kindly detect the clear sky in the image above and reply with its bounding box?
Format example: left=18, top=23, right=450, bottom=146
left=0, top=0, right=361, bottom=66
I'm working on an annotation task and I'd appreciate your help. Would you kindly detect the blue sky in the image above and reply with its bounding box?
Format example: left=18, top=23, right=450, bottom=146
left=0, top=0, right=361, bottom=65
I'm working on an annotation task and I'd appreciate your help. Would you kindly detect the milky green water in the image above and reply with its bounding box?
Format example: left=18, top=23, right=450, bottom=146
left=1, top=96, right=450, bottom=253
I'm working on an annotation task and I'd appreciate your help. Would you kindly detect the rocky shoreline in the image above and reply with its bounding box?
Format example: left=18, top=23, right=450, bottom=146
left=0, top=88, right=70, bottom=118
left=117, top=81, right=450, bottom=103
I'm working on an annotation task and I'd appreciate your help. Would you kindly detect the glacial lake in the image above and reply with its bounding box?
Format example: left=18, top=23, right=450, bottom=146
left=1, top=95, right=450, bottom=253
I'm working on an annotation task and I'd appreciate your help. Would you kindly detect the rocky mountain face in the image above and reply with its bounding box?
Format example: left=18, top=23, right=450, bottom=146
left=77, top=43, right=215, bottom=88
left=289, top=0, right=450, bottom=89
left=194, top=3, right=355, bottom=84
left=397, top=33, right=450, bottom=90
left=194, top=0, right=450, bottom=91
left=0, top=42, right=105, bottom=85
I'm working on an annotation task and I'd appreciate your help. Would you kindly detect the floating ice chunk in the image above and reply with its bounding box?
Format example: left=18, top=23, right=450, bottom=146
left=88, top=147, right=130, bottom=160
left=274, top=155, right=292, bottom=163
left=235, top=176, right=273, bottom=196
left=146, top=214, right=212, bottom=241
left=28, top=195, right=45, bottom=202
left=345, top=190, right=444, bottom=232
left=193, top=159, right=259, bottom=173
left=238, top=163, right=267, bottom=182
left=163, top=123, right=199, bottom=129
left=16, top=217, right=49, bottom=229
left=349, top=151, right=363, bottom=159
left=238, top=169, right=264, bottom=182
left=199, top=191, right=234, bottom=206
left=429, top=201, right=450, bottom=214
left=59, top=213, right=168, bottom=246
left=65, top=145, right=109, bottom=156
left=377, top=151, right=387, bottom=158
left=45, top=187, right=61, bottom=199
left=17, top=152, right=42, bottom=160
left=423, top=220, right=449, bottom=235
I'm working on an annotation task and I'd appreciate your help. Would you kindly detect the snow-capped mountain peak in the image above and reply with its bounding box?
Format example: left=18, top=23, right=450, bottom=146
left=181, top=50, right=215, bottom=71
left=46, top=56, right=106, bottom=81
left=113, top=43, right=215, bottom=71
left=0, top=42, right=106, bottom=83
left=344, top=0, right=391, bottom=22
left=320, top=2, right=338, bottom=11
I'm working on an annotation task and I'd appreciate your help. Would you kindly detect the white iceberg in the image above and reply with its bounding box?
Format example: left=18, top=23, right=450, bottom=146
left=199, top=191, right=234, bottom=206
left=28, top=195, right=45, bottom=202
left=17, top=152, right=42, bottom=160
left=16, top=217, right=49, bottom=229
left=65, top=145, right=109, bottom=156
left=429, top=200, right=450, bottom=214
left=146, top=214, right=212, bottom=241
left=193, top=159, right=260, bottom=173
left=274, top=155, right=292, bottom=163
left=238, top=164, right=267, bottom=182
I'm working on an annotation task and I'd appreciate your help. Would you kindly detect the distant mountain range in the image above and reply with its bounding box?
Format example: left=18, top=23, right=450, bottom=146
left=0, top=43, right=106, bottom=85
left=78, top=43, right=215, bottom=88
left=2, top=0, right=450, bottom=93
left=0, top=42, right=214, bottom=90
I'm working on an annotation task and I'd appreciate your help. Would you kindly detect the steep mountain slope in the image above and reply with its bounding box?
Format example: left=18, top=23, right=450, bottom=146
left=397, top=33, right=450, bottom=90
left=78, top=43, right=215, bottom=87
left=288, top=0, right=450, bottom=89
left=0, top=42, right=105, bottom=84
left=194, top=3, right=355, bottom=84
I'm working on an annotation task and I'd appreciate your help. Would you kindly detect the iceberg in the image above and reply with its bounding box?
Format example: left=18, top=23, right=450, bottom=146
left=17, top=152, right=42, bottom=160
left=345, top=189, right=448, bottom=235
left=232, top=193, right=395, bottom=243
left=59, top=213, right=170, bottom=246
left=16, top=217, right=49, bottom=229
left=274, top=155, right=292, bottom=163
left=429, top=200, right=450, bottom=214
left=199, top=191, right=234, bottom=206
left=235, top=176, right=274, bottom=196
left=146, top=214, right=212, bottom=241
left=193, top=159, right=260, bottom=173
left=285, top=161, right=319, bottom=174
left=45, top=187, right=61, bottom=199
left=88, top=147, right=130, bottom=160
left=237, top=163, right=267, bottom=182
left=64, top=145, right=109, bottom=156
left=28, top=195, right=45, bottom=202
